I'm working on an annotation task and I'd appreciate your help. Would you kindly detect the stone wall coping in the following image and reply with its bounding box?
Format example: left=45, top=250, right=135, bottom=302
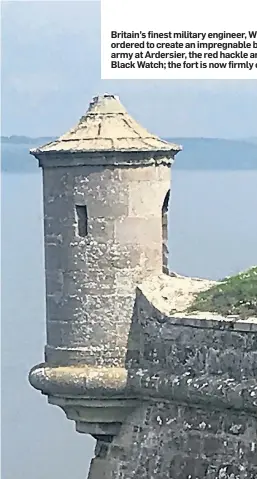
left=29, top=363, right=257, bottom=413
left=156, top=312, right=257, bottom=331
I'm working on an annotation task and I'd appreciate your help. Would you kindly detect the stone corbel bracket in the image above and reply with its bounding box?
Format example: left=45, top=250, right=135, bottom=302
left=29, top=364, right=140, bottom=441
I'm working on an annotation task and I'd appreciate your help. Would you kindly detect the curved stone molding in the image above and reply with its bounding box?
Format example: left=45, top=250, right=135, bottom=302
left=29, top=363, right=257, bottom=415
left=35, top=152, right=176, bottom=168
left=29, top=364, right=129, bottom=397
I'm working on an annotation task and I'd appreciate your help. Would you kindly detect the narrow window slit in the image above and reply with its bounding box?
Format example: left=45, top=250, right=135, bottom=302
left=75, top=205, right=88, bottom=237
left=162, top=190, right=170, bottom=275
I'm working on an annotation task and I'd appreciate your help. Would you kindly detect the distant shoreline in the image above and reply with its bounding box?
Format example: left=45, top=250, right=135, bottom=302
left=1, top=135, right=56, bottom=145
left=1, top=135, right=257, bottom=145
left=2, top=136, right=257, bottom=172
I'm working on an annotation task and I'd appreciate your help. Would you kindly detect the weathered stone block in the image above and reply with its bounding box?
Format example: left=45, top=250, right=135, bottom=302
left=139, top=245, right=162, bottom=271
left=120, top=165, right=158, bottom=181
left=46, top=293, right=88, bottom=321
left=115, top=217, right=162, bottom=245
left=44, top=344, right=128, bottom=367
left=87, top=217, right=115, bottom=241
left=62, top=270, right=116, bottom=295
left=74, top=179, right=129, bottom=218
left=74, top=166, right=121, bottom=185
left=47, top=318, right=119, bottom=348
left=157, top=165, right=171, bottom=181
left=45, top=271, right=64, bottom=296
left=128, top=181, right=170, bottom=217
left=43, top=168, right=74, bottom=195
left=43, top=195, right=75, bottom=222
left=45, top=244, right=63, bottom=271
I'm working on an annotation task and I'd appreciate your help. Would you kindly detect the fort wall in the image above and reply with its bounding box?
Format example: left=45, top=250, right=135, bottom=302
left=28, top=95, right=257, bottom=479
left=87, top=275, right=257, bottom=479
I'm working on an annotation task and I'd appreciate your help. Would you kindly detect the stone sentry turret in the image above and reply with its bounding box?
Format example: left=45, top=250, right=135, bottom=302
left=29, top=94, right=181, bottom=437
left=30, top=94, right=180, bottom=369
left=29, top=95, right=257, bottom=479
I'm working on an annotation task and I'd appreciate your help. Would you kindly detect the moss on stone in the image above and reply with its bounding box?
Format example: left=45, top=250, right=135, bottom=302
left=187, top=267, right=257, bottom=318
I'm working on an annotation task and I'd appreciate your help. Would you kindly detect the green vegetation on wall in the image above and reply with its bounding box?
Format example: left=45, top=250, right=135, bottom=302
left=188, top=267, right=257, bottom=319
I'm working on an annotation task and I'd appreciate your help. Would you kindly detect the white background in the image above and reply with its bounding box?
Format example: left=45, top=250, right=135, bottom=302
left=101, top=0, right=257, bottom=80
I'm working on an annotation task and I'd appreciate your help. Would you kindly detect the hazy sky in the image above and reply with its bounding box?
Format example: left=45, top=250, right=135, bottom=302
left=2, top=1, right=257, bottom=138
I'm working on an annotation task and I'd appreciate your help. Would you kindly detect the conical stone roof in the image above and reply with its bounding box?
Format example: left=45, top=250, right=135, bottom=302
left=31, top=94, right=182, bottom=155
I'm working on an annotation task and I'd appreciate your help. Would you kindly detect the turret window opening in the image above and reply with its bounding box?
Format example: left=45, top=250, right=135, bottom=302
left=75, top=205, right=88, bottom=237
left=162, top=190, right=170, bottom=275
